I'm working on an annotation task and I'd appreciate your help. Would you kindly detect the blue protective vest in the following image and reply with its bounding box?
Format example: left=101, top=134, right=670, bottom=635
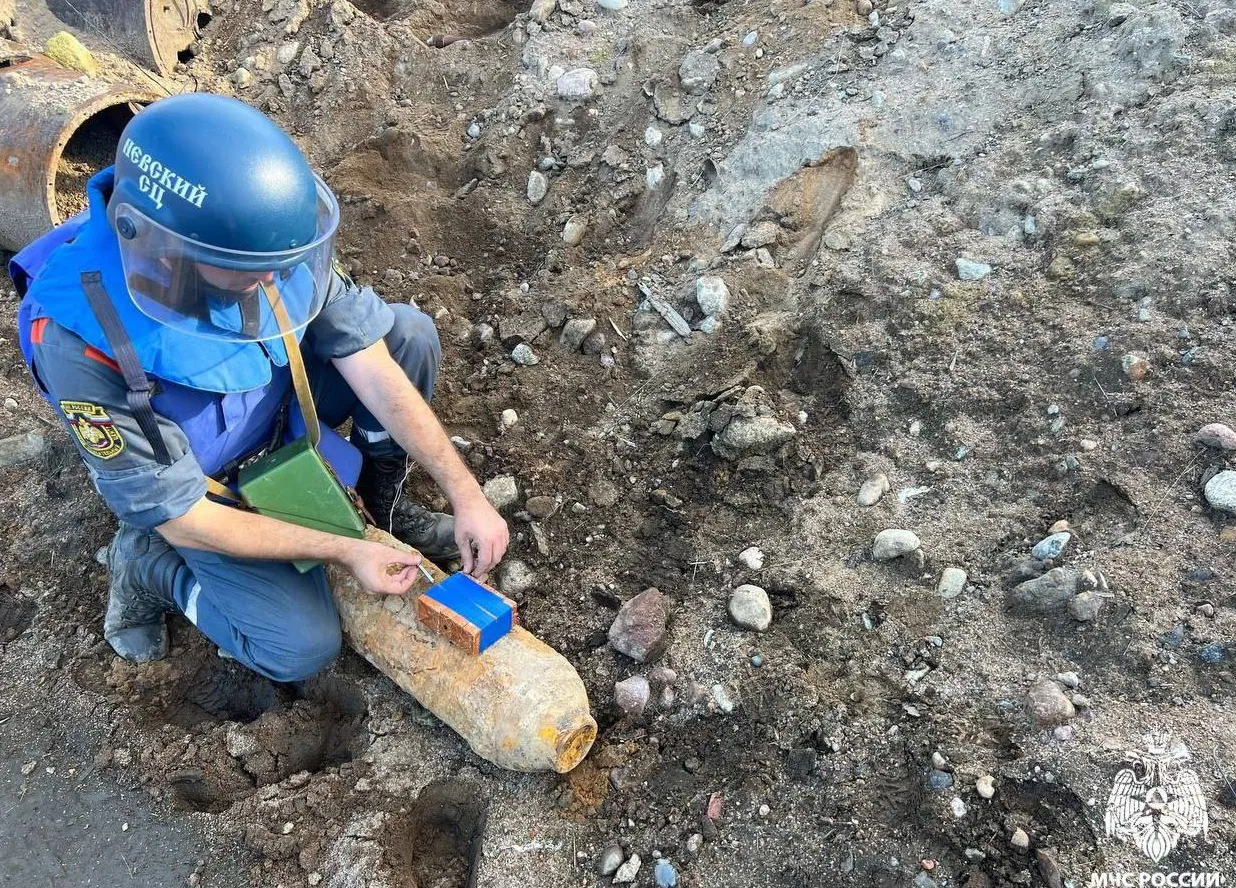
left=11, top=169, right=293, bottom=478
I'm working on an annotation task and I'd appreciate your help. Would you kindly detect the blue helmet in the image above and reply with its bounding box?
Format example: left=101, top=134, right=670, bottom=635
left=107, top=93, right=340, bottom=343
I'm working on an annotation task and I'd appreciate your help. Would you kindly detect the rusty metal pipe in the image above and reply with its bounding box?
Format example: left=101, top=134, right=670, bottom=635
left=45, top=0, right=210, bottom=76
left=0, top=53, right=157, bottom=252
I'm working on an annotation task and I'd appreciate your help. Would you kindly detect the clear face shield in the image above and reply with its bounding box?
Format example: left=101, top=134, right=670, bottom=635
left=109, top=175, right=340, bottom=343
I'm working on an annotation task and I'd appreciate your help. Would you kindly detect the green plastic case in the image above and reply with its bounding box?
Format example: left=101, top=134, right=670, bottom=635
left=238, top=437, right=365, bottom=573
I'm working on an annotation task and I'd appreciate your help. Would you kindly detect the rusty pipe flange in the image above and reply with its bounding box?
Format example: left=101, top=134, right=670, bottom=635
left=0, top=54, right=158, bottom=252
left=46, top=0, right=210, bottom=76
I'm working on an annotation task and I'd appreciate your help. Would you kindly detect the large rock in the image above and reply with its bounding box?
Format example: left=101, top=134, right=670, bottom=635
left=1027, top=680, right=1075, bottom=727
left=1204, top=470, right=1236, bottom=514
left=728, top=585, right=772, bottom=631
left=1007, top=568, right=1078, bottom=614
left=608, top=588, right=669, bottom=663
left=711, top=416, right=796, bottom=459
left=872, top=529, right=921, bottom=561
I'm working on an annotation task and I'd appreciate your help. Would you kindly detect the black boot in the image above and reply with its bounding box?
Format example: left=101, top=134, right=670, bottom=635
left=356, top=454, right=460, bottom=559
left=103, top=523, right=178, bottom=662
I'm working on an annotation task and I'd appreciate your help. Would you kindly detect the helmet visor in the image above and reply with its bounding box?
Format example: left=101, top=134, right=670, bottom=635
left=111, top=175, right=340, bottom=343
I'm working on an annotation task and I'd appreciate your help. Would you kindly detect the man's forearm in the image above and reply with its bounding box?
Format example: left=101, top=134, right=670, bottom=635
left=157, top=497, right=362, bottom=563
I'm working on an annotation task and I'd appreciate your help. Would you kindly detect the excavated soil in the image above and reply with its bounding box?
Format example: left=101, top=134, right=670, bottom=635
left=4, top=0, right=1236, bottom=886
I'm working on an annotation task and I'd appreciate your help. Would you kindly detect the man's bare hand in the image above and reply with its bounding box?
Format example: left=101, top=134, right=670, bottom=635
left=453, top=496, right=509, bottom=577
left=343, top=539, right=422, bottom=595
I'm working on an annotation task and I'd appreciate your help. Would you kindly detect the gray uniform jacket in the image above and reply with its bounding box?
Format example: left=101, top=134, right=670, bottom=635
left=30, top=273, right=394, bottom=529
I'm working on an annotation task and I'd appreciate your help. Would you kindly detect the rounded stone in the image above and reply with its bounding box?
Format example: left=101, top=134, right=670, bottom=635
left=527, top=170, right=549, bottom=204
left=1196, top=423, right=1236, bottom=450
left=873, top=529, right=921, bottom=561
left=728, top=585, right=772, bottom=631
left=1027, top=680, right=1075, bottom=727
left=737, top=546, right=764, bottom=570
left=1204, top=470, right=1236, bottom=514
left=598, top=845, right=625, bottom=876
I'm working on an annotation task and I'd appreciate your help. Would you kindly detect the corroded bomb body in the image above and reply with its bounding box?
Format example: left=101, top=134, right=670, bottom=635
left=327, top=528, right=596, bottom=773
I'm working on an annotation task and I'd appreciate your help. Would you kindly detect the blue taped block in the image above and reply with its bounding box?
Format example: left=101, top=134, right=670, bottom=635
left=422, top=573, right=515, bottom=653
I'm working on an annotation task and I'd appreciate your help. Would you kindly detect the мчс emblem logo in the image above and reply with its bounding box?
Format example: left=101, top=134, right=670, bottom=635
left=58, top=400, right=125, bottom=460
left=1104, top=731, right=1208, bottom=863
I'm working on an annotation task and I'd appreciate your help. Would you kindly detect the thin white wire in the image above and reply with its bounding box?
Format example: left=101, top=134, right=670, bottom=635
left=386, top=454, right=413, bottom=535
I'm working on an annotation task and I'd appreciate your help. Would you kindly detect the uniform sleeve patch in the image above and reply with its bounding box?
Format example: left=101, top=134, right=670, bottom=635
left=58, top=400, right=126, bottom=460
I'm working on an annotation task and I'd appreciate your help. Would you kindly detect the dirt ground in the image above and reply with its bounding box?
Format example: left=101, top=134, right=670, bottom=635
left=4, top=0, right=1236, bottom=885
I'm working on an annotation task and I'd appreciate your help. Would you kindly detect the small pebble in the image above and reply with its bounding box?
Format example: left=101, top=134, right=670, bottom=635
left=500, top=408, right=519, bottom=428
left=856, top=0, right=872, bottom=13
left=654, top=859, right=678, bottom=888
left=562, top=216, right=588, bottom=246
left=955, top=258, right=992, bottom=281
left=1200, top=642, right=1225, bottom=664
left=644, top=126, right=664, bottom=147
left=614, top=675, right=651, bottom=716
left=1011, top=828, right=1030, bottom=851
left=926, top=770, right=954, bottom=790
left=976, top=775, right=995, bottom=799
left=857, top=474, right=889, bottom=507
left=737, top=546, right=764, bottom=570
left=556, top=67, right=599, bottom=99
left=937, top=567, right=967, bottom=599
left=2, top=398, right=16, bottom=410
left=1071, top=693, right=1091, bottom=708
left=466, top=121, right=481, bottom=139
left=511, top=343, right=540, bottom=365
left=1053, top=725, right=1075, bottom=741
left=750, top=655, right=763, bottom=667
left=1206, top=471, right=1236, bottom=514
left=613, top=853, right=641, bottom=884
left=950, top=797, right=968, bottom=818
left=527, top=171, right=549, bottom=204
left=1121, top=353, right=1149, bottom=380
left=1069, top=591, right=1103, bottom=622
left=1031, top=532, right=1071, bottom=560
left=1055, top=671, right=1080, bottom=689
left=758, top=804, right=770, bottom=817
left=711, top=684, right=736, bottom=713
left=1027, top=680, right=1075, bottom=727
